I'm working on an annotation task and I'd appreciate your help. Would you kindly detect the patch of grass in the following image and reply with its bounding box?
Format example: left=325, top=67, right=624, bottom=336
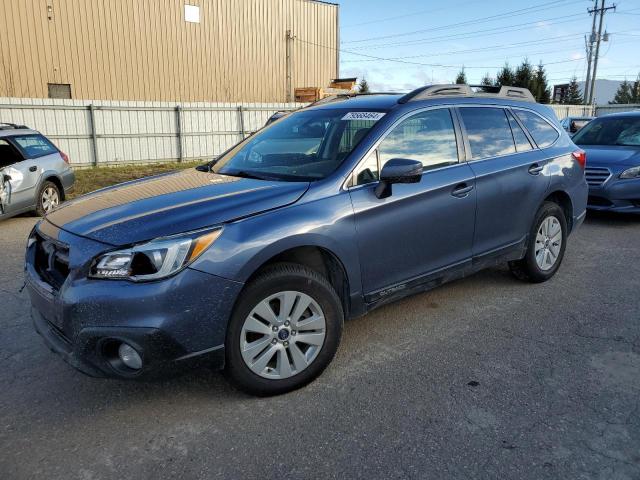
left=70, top=161, right=203, bottom=198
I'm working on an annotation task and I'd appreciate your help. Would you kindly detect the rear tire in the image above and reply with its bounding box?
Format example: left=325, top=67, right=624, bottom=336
left=509, top=201, right=567, bottom=283
left=35, top=181, right=61, bottom=216
left=225, top=263, right=343, bottom=396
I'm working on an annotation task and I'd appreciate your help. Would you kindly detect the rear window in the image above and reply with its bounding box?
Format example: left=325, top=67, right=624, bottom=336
left=11, top=135, right=58, bottom=158
left=514, top=110, right=559, bottom=148
left=459, top=107, right=516, bottom=159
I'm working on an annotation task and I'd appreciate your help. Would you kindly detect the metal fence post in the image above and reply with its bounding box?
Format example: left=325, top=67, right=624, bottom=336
left=176, top=105, right=183, bottom=162
left=237, top=105, right=245, bottom=141
left=88, top=104, right=99, bottom=166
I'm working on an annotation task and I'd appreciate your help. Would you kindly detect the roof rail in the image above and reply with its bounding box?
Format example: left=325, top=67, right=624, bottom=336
left=309, top=91, right=404, bottom=106
left=398, top=84, right=535, bottom=104
left=0, top=122, right=29, bottom=130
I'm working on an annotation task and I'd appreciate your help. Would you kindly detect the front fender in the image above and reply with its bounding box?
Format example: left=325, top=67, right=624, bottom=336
left=189, top=191, right=363, bottom=303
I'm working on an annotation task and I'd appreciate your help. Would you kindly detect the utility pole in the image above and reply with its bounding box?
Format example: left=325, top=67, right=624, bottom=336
left=587, top=0, right=616, bottom=105
left=286, top=30, right=295, bottom=103
left=583, top=0, right=598, bottom=105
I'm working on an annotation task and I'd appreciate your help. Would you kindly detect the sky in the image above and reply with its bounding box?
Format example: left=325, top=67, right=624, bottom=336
left=333, top=0, right=640, bottom=92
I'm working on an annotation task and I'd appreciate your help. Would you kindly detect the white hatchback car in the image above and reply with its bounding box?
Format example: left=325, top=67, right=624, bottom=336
left=0, top=123, right=75, bottom=220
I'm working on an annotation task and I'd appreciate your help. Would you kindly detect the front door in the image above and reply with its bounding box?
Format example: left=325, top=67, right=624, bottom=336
left=348, top=107, right=477, bottom=296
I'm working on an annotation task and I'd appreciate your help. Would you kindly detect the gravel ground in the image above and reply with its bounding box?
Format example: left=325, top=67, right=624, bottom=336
left=0, top=212, right=639, bottom=480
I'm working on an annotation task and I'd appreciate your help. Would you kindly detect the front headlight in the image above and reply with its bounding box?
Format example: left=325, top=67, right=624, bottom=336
left=89, top=228, right=222, bottom=281
left=620, top=166, right=640, bottom=179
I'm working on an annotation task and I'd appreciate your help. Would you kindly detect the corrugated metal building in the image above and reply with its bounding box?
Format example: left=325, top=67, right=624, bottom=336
left=0, top=0, right=339, bottom=102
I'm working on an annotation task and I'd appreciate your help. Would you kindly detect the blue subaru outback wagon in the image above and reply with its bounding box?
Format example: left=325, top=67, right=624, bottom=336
left=26, top=85, right=588, bottom=395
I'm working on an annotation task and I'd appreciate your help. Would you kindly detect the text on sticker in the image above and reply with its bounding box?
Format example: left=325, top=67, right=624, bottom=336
left=341, top=112, right=386, bottom=121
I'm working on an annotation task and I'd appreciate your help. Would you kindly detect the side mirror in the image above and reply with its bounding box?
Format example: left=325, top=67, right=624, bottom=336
left=2, top=174, right=11, bottom=182
left=375, top=158, right=422, bottom=199
left=570, top=121, right=578, bottom=134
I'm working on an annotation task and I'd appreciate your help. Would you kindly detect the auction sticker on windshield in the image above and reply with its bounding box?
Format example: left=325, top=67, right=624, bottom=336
left=341, top=112, right=386, bottom=121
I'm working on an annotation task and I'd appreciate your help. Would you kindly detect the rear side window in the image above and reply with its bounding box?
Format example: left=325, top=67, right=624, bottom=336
left=506, top=111, right=533, bottom=152
left=0, top=139, right=24, bottom=167
left=11, top=135, right=58, bottom=158
left=513, top=110, right=559, bottom=148
left=459, top=107, right=515, bottom=159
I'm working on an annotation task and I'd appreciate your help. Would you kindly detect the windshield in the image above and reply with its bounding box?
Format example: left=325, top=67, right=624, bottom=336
left=212, top=109, right=384, bottom=181
left=573, top=116, right=640, bottom=147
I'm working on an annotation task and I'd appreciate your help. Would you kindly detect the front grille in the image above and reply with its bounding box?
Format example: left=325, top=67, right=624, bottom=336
left=34, top=231, right=70, bottom=290
left=585, top=167, right=611, bottom=187
left=588, top=195, right=613, bottom=207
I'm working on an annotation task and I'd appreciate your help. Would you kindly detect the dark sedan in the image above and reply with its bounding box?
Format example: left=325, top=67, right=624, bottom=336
left=573, top=112, right=640, bottom=213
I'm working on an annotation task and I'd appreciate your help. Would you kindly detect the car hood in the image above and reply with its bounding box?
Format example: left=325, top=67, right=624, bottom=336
left=581, top=145, right=640, bottom=166
left=45, top=169, right=309, bottom=245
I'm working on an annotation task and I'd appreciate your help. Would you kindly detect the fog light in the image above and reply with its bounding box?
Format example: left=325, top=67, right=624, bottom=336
left=118, top=343, right=142, bottom=370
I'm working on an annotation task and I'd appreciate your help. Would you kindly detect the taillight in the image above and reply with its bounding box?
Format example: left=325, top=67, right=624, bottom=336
left=572, top=149, right=586, bottom=169
left=60, top=151, right=70, bottom=164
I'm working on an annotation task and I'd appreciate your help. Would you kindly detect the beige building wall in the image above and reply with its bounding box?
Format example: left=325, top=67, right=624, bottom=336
left=0, top=0, right=338, bottom=102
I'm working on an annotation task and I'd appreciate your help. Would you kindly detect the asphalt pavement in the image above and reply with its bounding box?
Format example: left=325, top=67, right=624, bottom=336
left=1, top=212, right=639, bottom=479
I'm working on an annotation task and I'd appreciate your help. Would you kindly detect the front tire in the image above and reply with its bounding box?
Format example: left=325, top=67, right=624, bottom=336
left=225, top=263, right=344, bottom=396
left=509, top=201, right=567, bottom=283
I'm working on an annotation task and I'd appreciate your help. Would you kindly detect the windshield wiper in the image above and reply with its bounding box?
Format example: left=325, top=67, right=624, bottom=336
left=221, top=170, right=277, bottom=181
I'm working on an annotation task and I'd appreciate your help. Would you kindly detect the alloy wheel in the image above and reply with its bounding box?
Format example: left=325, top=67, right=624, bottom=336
left=535, top=215, right=562, bottom=271
left=41, top=187, right=60, bottom=212
left=240, top=291, right=326, bottom=379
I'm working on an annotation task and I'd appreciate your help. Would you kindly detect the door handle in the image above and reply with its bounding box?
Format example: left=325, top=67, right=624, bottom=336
left=451, top=183, right=474, bottom=198
left=528, top=164, right=544, bottom=175
left=29, top=166, right=37, bottom=172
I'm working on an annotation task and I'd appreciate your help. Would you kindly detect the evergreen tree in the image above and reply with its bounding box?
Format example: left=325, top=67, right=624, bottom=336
left=480, top=73, right=494, bottom=87
left=564, top=76, right=583, bottom=104
left=632, top=74, right=640, bottom=103
left=495, top=63, right=515, bottom=87
left=610, top=80, right=633, bottom=104
left=358, top=78, right=370, bottom=94
left=532, top=62, right=551, bottom=103
left=514, top=59, right=534, bottom=90
left=455, top=68, right=467, bottom=84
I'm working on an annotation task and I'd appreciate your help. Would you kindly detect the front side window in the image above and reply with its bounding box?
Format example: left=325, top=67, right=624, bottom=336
left=514, top=110, right=559, bottom=148
left=11, top=135, right=58, bottom=158
left=213, top=109, right=382, bottom=181
left=460, top=107, right=516, bottom=159
left=573, top=117, right=640, bottom=147
left=378, top=108, right=459, bottom=171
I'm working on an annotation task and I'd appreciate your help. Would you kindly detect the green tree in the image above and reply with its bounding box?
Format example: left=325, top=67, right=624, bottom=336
left=455, top=67, right=467, bottom=84
left=480, top=73, right=494, bottom=87
left=564, top=76, right=583, bottom=104
left=531, top=62, right=551, bottom=103
left=358, top=77, right=370, bottom=94
left=514, top=59, right=534, bottom=90
left=632, top=75, right=640, bottom=103
left=495, top=63, right=515, bottom=87
left=610, top=80, right=633, bottom=104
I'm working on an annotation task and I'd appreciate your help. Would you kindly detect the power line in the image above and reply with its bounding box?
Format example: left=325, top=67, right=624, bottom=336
left=296, top=37, right=586, bottom=70
left=341, top=37, right=588, bottom=64
left=342, top=0, right=582, bottom=44
left=341, top=0, right=478, bottom=28
left=345, top=14, right=587, bottom=51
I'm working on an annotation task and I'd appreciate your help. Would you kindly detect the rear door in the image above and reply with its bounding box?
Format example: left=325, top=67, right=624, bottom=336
left=457, top=106, right=551, bottom=257
left=7, top=134, right=60, bottom=209
left=348, top=107, right=477, bottom=296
